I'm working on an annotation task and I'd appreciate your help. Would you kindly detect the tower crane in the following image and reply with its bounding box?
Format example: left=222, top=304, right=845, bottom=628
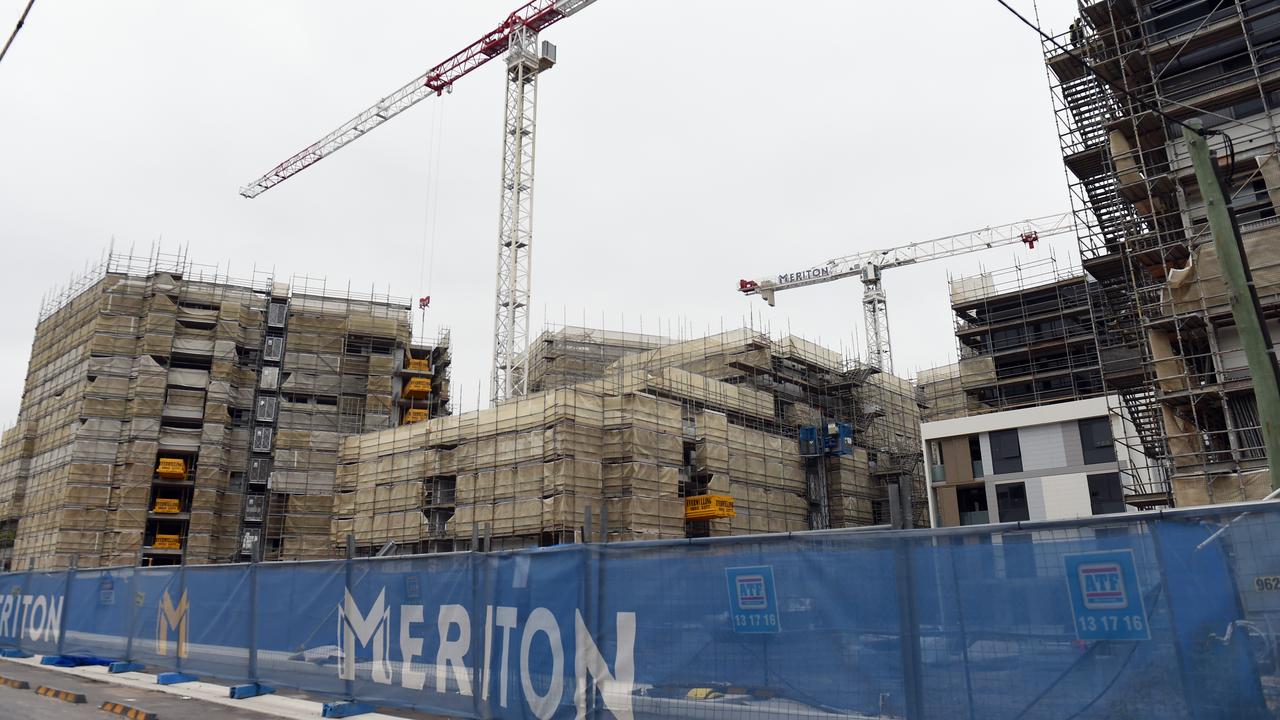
left=738, top=213, right=1077, bottom=373
left=239, top=0, right=602, bottom=403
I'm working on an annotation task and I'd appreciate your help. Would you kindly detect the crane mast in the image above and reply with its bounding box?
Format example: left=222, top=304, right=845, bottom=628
left=239, top=0, right=601, bottom=404
left=739, top=213, right=1077, bottom=371
left=492, top=26, right=551, bottom=402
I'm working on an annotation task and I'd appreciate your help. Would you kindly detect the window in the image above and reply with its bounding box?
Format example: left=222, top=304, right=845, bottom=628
left=992, top=327, right=1025, bottom=350
left=1078, top=417, right=1116, bottom=465
left=996, top=482, right=1030, bottom=522
left=968, top=435, right=984, bottom=479
left=1088, top=473, right=1126, bottom=515
left=990, top=429, right=1023, bottom=474
left=956, top=484, right=989, bottom=526
left=432, top=476, right=457, bottom=506
left=929, top=440, right=945, bottom=484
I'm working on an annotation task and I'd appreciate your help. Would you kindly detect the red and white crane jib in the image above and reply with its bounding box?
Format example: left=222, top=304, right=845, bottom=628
left=239, top=0, right=600, bottom=199
left=737, top=213, right=1076, bottom=304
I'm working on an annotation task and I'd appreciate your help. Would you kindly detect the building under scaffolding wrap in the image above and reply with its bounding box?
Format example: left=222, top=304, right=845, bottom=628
left=524, top=326, right=669, bottom=393
left=952, top=259, right=1108, bottom=411
left=334, top=326, right=927, bottom=555
left=1045, top=0, right=1280, bottom=508
left=918, top=259, right=1109, bottom=421
left=0, top=248, right=450, bottom=570
left=914, top=258, right=1156, bottom=527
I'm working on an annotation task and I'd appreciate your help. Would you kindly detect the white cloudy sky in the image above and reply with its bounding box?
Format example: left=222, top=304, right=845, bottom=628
left=0, top=0, right=1080, bottom=418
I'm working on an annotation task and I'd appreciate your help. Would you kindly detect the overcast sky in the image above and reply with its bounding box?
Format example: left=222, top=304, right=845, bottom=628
left=0, top=0, right=1080, bottom=419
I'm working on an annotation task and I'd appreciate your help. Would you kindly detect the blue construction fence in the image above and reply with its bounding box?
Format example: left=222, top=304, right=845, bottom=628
left=2, top=502, right=1280, bottom=719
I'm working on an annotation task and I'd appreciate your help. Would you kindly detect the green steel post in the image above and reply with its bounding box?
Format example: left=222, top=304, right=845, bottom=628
left=1184, top=123, right=1280, bottom=489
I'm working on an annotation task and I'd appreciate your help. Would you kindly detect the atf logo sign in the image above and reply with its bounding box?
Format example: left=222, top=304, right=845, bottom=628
left=156, top=589, right=189, bottom=658
left=735, top=575, right=768, bottom=610
left=1064, top=550, right=1149, bottom=641
left=1079, top=562, right=1127, bottom=609
left=725, top=566, right=779, bottom=634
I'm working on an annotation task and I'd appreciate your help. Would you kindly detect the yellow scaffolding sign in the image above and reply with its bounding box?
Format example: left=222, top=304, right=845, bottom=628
left=685, top=494, right=735, bottom=520
left=153, top=534, right=182, bottom=550
left=156, top=458, right=186, bottom=480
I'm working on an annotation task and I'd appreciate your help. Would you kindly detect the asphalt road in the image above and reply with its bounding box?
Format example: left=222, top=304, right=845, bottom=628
left=0, top=661, right=279, bottom=720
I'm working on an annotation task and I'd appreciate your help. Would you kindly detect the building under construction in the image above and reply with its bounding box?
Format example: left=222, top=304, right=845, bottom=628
left=524, top=326, right=669, bottom=393
left=1046, top=0, right=1280, bottom=507
left=335, top=327, right=926, bottom=554
left=919, top=259, right=1109, bottom=422
left=913, top=259, right=1156, bottom=526
left=0, top=249, right=450, bottom=570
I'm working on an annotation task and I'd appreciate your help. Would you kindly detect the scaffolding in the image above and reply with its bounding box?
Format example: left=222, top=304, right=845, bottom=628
left=336, top=324, right=929, bottom=556
left=0, top=247, right=450, bottom=569
left=523, top=326, right=671, bottom=393
left=948, top=257, right=1107, bottom=413
left=1045, top=0, right=1280, bottom=507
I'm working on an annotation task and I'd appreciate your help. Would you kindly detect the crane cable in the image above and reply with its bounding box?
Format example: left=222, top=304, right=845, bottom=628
left=416, top=99, right=446, bottom=334
left=0, top=0, right=36, bottom=67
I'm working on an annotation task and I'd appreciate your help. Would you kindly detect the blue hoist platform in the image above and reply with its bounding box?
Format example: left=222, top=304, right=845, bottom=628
left=798, top=422, right=853, bottom=530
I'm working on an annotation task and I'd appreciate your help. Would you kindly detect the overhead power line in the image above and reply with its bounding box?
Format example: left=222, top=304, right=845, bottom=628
left=0, top=0, right=36, bottom=67
left=991, top=0, right=1206, bottom=138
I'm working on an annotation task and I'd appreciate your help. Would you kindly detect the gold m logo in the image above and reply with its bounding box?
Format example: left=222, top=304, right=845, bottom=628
left=156, top=589, right=188, bottom=659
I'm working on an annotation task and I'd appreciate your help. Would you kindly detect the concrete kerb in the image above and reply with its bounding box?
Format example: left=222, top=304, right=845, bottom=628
left=0, top=654, right=411, bottom=720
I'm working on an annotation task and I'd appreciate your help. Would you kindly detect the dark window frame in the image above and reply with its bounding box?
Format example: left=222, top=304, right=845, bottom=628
left=1078, top=417, right=1117, bottom=465
left=996, top=482, right=1031, bottom=523
left=990, top=429, right=1023, bottom=474
left=956, top=484, right=990, bottom=526
left=968, top=435, right=984, bottom=478
left=1088, top=473, right=1127, bottom=516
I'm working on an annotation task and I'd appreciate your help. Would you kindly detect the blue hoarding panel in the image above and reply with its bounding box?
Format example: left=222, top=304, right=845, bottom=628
left=1, top=505, right=1279, bottom=719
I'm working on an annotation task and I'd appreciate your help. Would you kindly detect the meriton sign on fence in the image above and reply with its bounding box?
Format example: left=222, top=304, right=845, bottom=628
left=336, top=588, right=634, bottom=718
left=2, top=504, right=1279, bottom=719
left=0, top=592, right=64, bottom=643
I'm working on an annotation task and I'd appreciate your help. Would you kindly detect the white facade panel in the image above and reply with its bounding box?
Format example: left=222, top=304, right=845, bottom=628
left=1023, top=476, right=1047, bottom=520
left=921, top=396, right=1112, bottom=440
left=1017, top=424, right=1067, bottom=472
left=1039, top=472, right=1093, bottom=520
left=978, top=433, right=994, bottom=477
